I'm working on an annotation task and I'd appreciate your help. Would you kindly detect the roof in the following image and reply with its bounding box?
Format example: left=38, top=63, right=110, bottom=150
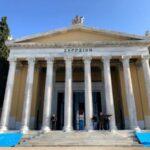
left=7, top=25, right=150, bottom=48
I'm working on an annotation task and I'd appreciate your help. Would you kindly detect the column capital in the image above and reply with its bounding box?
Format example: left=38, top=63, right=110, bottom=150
left=27, top=57, right=35, bottom=64
left=83, top=56, right=92, bottom=63
left=141, top=55, right=150, bottom=61
left=64, top=56, right=73, bottom=62
left=45, top=57, right=54, bottom=63
left=102, top=56, right=111, bottom=62
left=8, top=57, right=17, bottom=62
left=121, top=55, right=131, bottom=61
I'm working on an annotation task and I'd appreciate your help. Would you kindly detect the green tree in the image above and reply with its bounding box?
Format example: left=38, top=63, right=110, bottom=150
left=0, top=16, right=10, bottom=59
left=0, top=17, right=10, bottom=107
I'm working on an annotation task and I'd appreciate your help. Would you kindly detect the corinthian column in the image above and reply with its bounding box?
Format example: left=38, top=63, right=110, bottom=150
left=102, top=56, right=117, bottom=131
left=141, top=55, right=150, bottom=112
left=84, top=56, right=93, bottom=131
left=122, top=56, right=139, bottom=130
left=21, top=58, right=35, bottom=133
left=42, top=57, right=54, bottom=132
left=0, top=58, right=17, bottom=132
left=63, top=56, right=73, bottom=132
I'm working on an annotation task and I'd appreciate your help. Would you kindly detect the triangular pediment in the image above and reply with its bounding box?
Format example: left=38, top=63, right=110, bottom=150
left=14, top=26, right=146, bottom=44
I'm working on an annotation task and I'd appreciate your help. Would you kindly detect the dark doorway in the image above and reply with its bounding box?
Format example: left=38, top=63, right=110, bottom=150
left=73, top=92, right=85, bottom=130
left=93, top=92, right=102, bottom=130
left=56, top=92, right=64, bottom=130
left=56, top=91, right=102, bottom=131
left=73, top=91, right=102, bottom=130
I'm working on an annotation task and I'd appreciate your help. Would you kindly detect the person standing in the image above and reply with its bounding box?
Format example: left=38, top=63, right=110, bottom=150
left=99, top=112, right=104, bottom=130
left=51, top=114, right=57, bottom=130
left=92, top=116, right=98, bottom=130
left=104, top=114, right=111, bottom=130
left=79, top=112, right=84, bottom=130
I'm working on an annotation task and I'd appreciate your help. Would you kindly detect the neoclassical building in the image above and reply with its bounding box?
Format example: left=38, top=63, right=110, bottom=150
left=0, top=17, right=150, bottom=133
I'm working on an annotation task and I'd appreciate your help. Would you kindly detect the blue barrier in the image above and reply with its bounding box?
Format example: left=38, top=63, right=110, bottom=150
left=135, top=131, right=150, bottom=147
left=0, top=132, right=23, bottom=147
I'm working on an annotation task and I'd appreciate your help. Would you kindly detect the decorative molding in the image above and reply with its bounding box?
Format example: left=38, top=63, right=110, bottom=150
left=121, top=55, right=132, bottom=61
left=141, top=55, right=150, bottom=60
left=45, top=57, right=54, bottom=63
left=8, top=46, right=149, bottom=62
left=102, top=56, right=111, bottom=62
left=6, top=40, right=150, bottom=49
left=8, top=57, right=17, bottom=62
left=7, top=25, right=147, bottom=44
left=83, top=56, right=92, bottom=63
left=27, top=57, right=35, bottom=63
left=64, top=56, right=73, bottom=62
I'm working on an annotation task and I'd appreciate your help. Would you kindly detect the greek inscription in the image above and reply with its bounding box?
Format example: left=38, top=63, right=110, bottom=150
left=64, top=48, right=92, bottom=53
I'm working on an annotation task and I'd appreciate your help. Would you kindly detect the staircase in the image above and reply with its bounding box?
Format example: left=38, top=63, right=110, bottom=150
left=18, top=130, right=141, bottom=147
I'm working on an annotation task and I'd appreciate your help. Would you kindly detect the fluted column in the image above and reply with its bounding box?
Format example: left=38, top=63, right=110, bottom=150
left=0, top=58, right=17, bottom=131
left=122, top=56, right=139, bottom=130
left=141, top=55, right=150, bottom=112
left=63, top=56, right=73, bottom=132
left=102, top=56, right=117, bottom=131
left=21, top=58, right=35, bottom=133
left=42, top=57, right=54, bottom=132
left=84, top=56, right=93, bottom=131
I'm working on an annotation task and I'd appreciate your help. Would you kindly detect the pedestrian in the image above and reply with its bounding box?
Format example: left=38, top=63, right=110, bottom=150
left=99, top=112, right=104, bottom=130
left=79, top=112, right=84, bottom=130
left=51, top=114, right=57, bottom=130
left=104, top=115, right=111, bottom=130
left=92, top=116, right=98, bottom=130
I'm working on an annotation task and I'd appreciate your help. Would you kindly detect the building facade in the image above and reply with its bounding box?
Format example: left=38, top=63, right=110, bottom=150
left=0, top=18, right=150, bottom=133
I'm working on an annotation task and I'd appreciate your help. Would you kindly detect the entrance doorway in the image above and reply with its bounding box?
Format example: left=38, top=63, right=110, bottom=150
left=73, top=91, right=102, bottom=130
left=93, top=92, right=102, bottom=130
left=56, top=91, right=102, bottom=131
left=56, top=92, right=64, bottom=130
left=73, top=92, right=85, bottom=130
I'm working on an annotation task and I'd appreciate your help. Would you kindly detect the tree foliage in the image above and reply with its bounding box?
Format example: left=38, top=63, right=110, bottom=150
left=0, top=16, right=10, bottom=59
left=0, top=17, right=10, bottom=107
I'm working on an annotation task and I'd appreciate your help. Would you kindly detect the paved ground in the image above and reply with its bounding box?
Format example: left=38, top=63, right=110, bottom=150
left=0, top=147, right=147, bottom=150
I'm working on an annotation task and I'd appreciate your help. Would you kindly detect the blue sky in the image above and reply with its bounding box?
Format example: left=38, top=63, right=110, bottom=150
left=0, top=0, right=150, bottom=38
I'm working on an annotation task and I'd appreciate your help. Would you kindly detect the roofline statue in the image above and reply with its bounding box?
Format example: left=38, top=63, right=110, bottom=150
left=72, top=15, right=85, bottom=26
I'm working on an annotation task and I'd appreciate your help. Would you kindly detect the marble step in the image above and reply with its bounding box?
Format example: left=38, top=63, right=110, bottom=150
left=18, top=131, right=141, bottom=147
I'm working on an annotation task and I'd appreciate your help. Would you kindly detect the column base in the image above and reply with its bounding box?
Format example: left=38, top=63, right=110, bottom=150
left=86, top=123, right=94, bottom=131
left=130, top=125, right=141, bottom=131
left=0, top=126, right=8, bottom=132
left=110, top=126, right=117, bottom=131
left=134, top=126, right=141, bottom=132
left=87, top=129, right=94, bottom=132
left=41, top=126, right=51, bottom=133
left=21, top=126, right=29, bottom=134
left=86, top=127, right=94, bottom=132
left=63, top=126, right=73, bottom=132
left=110, top=128, right=118, bottom=134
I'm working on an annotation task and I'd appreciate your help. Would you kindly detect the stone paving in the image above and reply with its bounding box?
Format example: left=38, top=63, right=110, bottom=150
left=0, top=147, right=147, bottom=150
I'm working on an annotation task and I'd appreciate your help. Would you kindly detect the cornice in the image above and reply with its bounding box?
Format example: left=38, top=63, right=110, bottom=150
left=6, top=40, right=150, bottom=49
left=11, top=25, right=147, bottom=43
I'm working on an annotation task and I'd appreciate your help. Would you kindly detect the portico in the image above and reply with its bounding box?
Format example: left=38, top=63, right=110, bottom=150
left=0, top=19, right=150, bottom=133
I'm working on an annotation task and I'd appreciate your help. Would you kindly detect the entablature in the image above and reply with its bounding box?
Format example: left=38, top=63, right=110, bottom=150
left=8, top=46, right=149, bottom=61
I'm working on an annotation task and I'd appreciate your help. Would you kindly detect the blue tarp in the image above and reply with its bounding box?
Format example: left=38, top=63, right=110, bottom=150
left=135, top=131, right=150, bottom=147
left=0, top=132, right=23, bottom=147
